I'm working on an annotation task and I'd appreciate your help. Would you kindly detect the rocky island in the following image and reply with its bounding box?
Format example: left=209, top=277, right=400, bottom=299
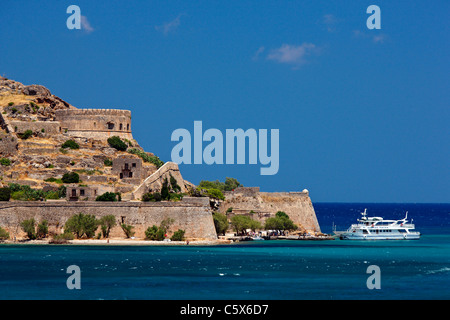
left=0, top=77, right=322, bottom=243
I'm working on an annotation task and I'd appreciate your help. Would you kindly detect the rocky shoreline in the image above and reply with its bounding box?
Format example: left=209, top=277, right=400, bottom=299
left=0, top=238, right=232, bottom=246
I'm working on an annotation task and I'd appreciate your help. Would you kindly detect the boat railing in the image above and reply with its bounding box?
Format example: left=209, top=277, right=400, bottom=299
left=350, top=223, right=415, bottom=229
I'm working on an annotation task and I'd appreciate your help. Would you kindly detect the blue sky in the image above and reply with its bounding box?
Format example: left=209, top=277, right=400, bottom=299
left=1, top=1, right=449, bottom=202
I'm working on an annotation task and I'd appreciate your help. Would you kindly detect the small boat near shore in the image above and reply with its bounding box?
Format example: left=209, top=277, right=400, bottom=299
left=251, top=235, right=265, bottom=241
left=338, top=209, right=421, bottom=240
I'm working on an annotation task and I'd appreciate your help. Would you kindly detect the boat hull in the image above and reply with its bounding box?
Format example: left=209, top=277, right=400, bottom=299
left=340, top=233, right=420, bottom=240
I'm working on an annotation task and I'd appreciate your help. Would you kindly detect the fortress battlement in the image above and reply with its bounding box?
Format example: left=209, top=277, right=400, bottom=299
left=55, top=109, right=131, bottom=117
left=54, top=108, right=133, bottom=140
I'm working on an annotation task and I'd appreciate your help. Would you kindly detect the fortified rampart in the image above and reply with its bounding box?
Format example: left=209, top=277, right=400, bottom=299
left=221, top=187, right=321, bottom=233
left=132, top=162, right=188, bottom=200
left=54, top=109, right=133, bottom=140
left=9, top=120, right=61, bottom=135
left=0, top=197, right=217, bottom=240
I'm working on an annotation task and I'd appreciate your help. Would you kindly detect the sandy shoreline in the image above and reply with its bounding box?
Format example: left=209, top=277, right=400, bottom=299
left=0, top=239, right=232, bottom=246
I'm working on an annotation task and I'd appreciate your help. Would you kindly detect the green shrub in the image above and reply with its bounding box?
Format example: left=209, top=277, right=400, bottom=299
left=264, top=211, right=298, bottom=231
left=170, top=174, right=181, bottom=192
left=230, top=215, right=261, bottom=235
left=50, top=232, right=74, bottom=244
left=8, top=102, right=14, bottom=106
left=171, top=229, right=185, bottom=241
left=44, top=191, right=59, bottom=200
left=145, top=218, right=174, bottom=241
left=44, top=177, right=63, bottom=184
left=61, top=140, right=80, bottom=150
left=64, top=213, right=99, bottom=239
left=169, top=193, right=184, bottom=201
left=62, top=172, right=80, bottom=183
left=0, top=227, right=10, bottom=240
left=142, top=192, right=162, bottom=202
left=0, top=188, right=11, bottom=201
left=205, top=188, right=225, bottom=200
left=161, top=178, right=170, bottom=200
left=11, top=186, right=43, bottom=201
left=19, top=130, right=33, bottom=140
left=20, top=218, right=36, bottom=240
left=142, top=193, right=153, bottom=202
left=99, top=215, right=116, bottom=238
left=198, top=177, right=243, bottom=192
left=107, top=136, right=128, bottom=151
left=104, top=159, right=113, bottom=166
left=96, top=192, right=120, bottom=202
left=145, top=225, right=160, bottom=240
left=121, top=223, right=135, bottom=238
left=7, top=184, right=64, bottom=201
left=36, top=220, right=49, bottom=239
left=0, top=158, right=11, bottom=166
left=213, top=212, right=229, bottom=235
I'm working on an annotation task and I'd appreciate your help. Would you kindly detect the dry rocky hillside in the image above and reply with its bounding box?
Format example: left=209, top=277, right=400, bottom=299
left=0, top=76, right=189, bottom=200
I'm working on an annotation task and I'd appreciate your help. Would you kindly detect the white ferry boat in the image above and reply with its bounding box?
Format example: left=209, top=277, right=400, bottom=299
left=339, top=209, right=420, bottom=240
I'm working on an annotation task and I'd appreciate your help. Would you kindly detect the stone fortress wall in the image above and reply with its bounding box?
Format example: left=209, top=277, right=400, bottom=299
left=221, top=187, right=321, bottom=233
left=0, top=198, right=217, bottom=240
left=9, top=120, right=61, bottom=135
left=54, top=109, right=133, bottom=140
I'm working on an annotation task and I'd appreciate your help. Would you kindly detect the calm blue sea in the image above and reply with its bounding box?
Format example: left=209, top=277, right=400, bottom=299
left=0, top=203, right=449, bottom=300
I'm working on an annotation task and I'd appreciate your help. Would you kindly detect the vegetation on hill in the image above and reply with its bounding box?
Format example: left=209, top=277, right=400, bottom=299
left=96, top=192, right=121, bottom=202
left=198, top=177, right=242, bottom=192
left=18, top=129, right=33, bottom=140
left=0, top=187, right=11, bottom=201
left=128, top=148, right=164, bottom=168
left=7, top=184, right=66, bottom=201
left=107, top=136, right=128, bottom=151
left=0, top=158, right=11, bottom=166
left=62, top=172, right=80, bottom=184
left=61, top=140, right=80, bottom=150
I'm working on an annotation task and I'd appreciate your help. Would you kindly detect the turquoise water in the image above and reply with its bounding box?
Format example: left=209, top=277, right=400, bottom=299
left=0, top=203, right=449, bottom=300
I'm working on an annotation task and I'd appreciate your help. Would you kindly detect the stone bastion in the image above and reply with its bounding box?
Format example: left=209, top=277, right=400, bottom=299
left=54, top=109, right=133, bottom=140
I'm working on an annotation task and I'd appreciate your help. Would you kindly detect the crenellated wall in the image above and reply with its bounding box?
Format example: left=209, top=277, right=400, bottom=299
left=54, top=109, right=133, bottom=140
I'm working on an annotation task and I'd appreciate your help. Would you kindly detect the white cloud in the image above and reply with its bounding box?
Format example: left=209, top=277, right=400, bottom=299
left=266, top=43, right=317, bottom=67
left=252, top=46, right=265, bottom=61
left=321, top=14, right=338, bottom=32
left=80, top=15, right=94, bottom=33
left=353, top=30, right=387, bottom=44
left=155, top=14, right=184, bottom=35
left=372, top=34, right=386, bottom=43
